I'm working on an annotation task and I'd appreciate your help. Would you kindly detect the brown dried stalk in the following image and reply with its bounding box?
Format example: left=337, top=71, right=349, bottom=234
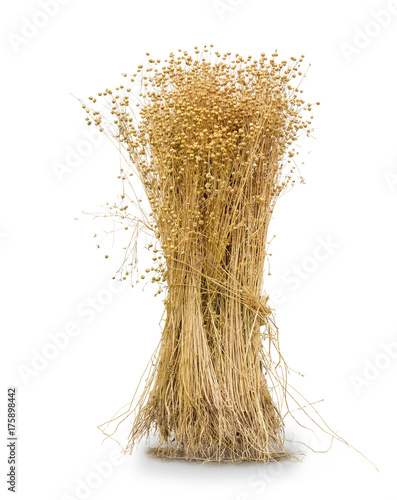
left=80, top=47, right=353, bottom=463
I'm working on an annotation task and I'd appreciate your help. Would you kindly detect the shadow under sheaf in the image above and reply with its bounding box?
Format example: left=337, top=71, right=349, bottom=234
left=134, top=432, right=302, bottom=476
left=129, top=438, right=301, bottom=500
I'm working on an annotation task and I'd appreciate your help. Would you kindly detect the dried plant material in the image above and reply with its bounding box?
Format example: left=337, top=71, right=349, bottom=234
left=80, top=47, right=367, bottom=464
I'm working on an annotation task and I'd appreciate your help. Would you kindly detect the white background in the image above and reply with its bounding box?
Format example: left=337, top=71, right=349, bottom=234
left=1, top=0, right=397, bottom=499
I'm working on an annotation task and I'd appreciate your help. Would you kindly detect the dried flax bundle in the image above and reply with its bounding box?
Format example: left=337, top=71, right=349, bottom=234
left=82, top=47, right=319, bottom=462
